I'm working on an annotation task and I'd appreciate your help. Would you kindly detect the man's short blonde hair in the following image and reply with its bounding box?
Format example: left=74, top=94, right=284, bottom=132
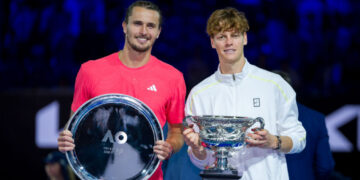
left=206, top=7, right=250, bottom=37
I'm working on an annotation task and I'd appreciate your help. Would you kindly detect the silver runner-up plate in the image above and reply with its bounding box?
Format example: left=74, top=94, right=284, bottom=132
left=65, top=94, right=163, bottom=180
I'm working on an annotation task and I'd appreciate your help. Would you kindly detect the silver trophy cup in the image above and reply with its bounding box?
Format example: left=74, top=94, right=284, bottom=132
left=183, top=115, right=265, bottom=180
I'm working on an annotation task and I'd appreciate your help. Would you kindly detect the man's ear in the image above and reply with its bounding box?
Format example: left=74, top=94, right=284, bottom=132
left=156, top=28, right=161, bottom=39
left=243, top=32, right=248, bottom=45
left=210, top=38, right=215, bottom=49
left=122, top=21, right=127, bottom=35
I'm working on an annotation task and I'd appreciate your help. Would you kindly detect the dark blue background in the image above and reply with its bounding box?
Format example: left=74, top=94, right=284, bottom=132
left=2, top=0, right=359, bottom=99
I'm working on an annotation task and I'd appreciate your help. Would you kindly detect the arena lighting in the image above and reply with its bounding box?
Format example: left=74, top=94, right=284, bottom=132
left=35, top=101, right=62, bottom=148
left=35, top=102, right=360, bottom=152
left=325, top=105, right=360, bottom=152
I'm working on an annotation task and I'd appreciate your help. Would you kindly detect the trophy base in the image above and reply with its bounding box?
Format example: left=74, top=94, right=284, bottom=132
left=200, top=169, right=241, bottom=180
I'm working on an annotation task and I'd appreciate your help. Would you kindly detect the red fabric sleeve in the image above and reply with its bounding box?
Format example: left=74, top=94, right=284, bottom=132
left=165, top=73, right=186, bottom=124
left=71, top=64, right=92, bottom=112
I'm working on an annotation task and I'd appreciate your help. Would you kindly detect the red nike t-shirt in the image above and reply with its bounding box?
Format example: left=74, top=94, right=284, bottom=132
left=71, top=52, right=186, bottom=180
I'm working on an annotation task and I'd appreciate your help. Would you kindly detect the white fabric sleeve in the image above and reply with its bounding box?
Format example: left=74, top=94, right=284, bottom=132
left=278, top=93, right=306, bottom=154
left=184, top=89, right=196, bottom=116
left=185, top=85, right=216, bottom=168
left=187, top=146, right=215, bottom=170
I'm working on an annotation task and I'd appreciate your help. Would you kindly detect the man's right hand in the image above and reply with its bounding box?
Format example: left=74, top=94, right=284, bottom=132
left=58, top=130, right=75, bottom=153
left=182, top=125, right=207, bottom=160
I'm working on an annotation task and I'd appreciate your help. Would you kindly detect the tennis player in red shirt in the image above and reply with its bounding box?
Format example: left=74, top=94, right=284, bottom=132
left=57, top=1, right=186, bottom=179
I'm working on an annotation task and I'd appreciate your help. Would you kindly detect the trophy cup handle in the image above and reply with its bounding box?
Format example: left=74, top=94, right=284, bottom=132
left=182, top=116, right=192, bottom=128
left=182, top=115, right=199, bottom=128
left=252, top=117, right=265, bottom=131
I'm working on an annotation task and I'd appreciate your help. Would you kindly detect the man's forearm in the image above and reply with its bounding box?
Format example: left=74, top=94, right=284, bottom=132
left=166, top=123, right=184, bottom=153
left=277, top=136, right=293, bottom=153
left=190, top=146, right=207, bottom=160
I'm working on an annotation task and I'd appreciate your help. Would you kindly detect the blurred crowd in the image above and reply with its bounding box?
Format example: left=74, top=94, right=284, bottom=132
left=1, top=0, right=359, bottom=100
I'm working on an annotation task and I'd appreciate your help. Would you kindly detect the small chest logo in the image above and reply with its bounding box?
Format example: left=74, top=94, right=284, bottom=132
left=253, top=98, right=260, bottom=107
left=147, top=84, right=157, bottom=92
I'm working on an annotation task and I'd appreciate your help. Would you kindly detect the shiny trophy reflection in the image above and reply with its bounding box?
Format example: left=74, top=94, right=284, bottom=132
left=183, top=116, right=265, bottom=180
left=66, top=94, right=163, bottom=180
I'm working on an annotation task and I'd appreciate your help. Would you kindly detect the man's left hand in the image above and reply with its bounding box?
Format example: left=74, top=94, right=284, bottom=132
left=245, top=129, right=277, bottom=149
left=153, top=140, right=173, bottom=160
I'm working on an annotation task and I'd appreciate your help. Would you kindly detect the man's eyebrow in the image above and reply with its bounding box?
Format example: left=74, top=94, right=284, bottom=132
left=147, top=22, right=156, bottom=26
left=132, top=20, right=157, bottom=26
left=133, top=20, right=143, bottom=24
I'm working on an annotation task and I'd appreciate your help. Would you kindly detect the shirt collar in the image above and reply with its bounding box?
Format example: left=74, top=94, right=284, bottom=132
left=215, top=58, right=251, bottom=85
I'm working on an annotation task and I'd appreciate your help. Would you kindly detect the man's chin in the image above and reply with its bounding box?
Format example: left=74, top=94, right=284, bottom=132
left=130, top=44, right=151, bottom=52
left=127, top=38, right=153, bottom=52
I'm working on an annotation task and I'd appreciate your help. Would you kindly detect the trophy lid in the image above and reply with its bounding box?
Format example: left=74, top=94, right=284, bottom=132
left=65, top=94, right=163, bottom=180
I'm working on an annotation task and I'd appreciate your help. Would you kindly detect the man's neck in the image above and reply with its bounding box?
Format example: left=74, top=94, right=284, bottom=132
left=49, top=176, right=64, bottom=180
left=219, top=57, right=246, bottom=74
left=119, top=46, right=152, bottom=68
